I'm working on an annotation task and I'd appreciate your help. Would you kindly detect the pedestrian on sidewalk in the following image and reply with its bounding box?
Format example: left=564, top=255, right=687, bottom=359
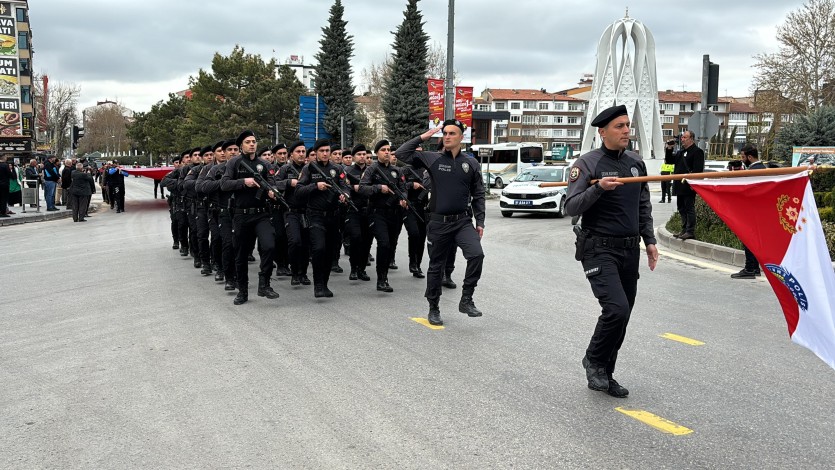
left=659, top=140, right=675, bottom=203
left=8, top=159, right=22, bottom=213
left=69, top=163, right=95, bottom=222
left=42, top=156, right=61, bottom=211
left=0, top=155, right=10, bottom=218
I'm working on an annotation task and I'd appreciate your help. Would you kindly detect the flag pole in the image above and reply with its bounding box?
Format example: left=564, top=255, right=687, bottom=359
left=539, top=166, right=822, bottom=188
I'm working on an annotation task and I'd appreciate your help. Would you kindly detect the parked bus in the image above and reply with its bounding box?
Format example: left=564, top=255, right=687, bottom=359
left=470, top=142, right=543, bottom=189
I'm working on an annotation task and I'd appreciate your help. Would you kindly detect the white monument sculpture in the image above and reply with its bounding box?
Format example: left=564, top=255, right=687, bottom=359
left=580, top=12, right=664, bottom=159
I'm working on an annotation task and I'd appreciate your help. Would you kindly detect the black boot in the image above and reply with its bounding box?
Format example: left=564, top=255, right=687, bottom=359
left=257, top=275, right=280, bottom=299
left=409, top=261, right=418, bottom=274
left=290, top=275, right=301, bottom=286
left=413, top=267, right=425, bottom=279
left=442, top=275, right=457, bottom=289
left=180, top=247, right=189, bottom=257
left=331, top=261, right=343, bottom=273
left=214, top=271, right=225, bottom=282
left=314, top=284, right=326, bottom=298
left=300, top=274, right=312, bottom=286
left=582, top=356, right=609, bottom=392
left=349, top=268, right=358, bottom=280
left=193, top=259, right=202, bottom=269
left=376, top=278, right=393, bottom=293
left=233, top=288, right=248, bottom=305
left=172, top=241, right=179, bottom=250
left=247, top=254, right=256, bottom=262
left=201, top=264, right=212, bottom=276
left=458, top=289, right=482, bottom=317
left=357, top=270, right=371, bottom=282
left=389, top=260, right=398, bottom=270
left=224, top=279, right=237, bottom=291
left=428, top=298, right=443, bottom=325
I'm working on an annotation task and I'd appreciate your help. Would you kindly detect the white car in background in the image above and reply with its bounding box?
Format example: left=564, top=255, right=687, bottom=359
left=499, top=165, right=570, bottom=218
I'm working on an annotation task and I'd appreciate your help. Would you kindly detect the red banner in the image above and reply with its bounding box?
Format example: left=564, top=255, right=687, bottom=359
left=427, top=78, right=445, bottom=130
left=455, top=86, right=473, bottom=143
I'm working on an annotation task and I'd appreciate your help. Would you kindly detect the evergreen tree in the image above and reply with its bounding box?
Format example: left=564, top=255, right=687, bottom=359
left=382, top=0, right=430, bottom=145
left=314, top=0, right=357, bottom=146
left=775, top=105, right=835, bottom=162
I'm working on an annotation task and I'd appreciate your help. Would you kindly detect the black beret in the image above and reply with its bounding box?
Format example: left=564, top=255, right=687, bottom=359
left=172, top=156, right=181, bottom=163
left=591, top=105, right=628, bottom=128
left=312, top=139, right=331, bottom=151
left=442, top=119, right=465, bottom=132
left=374, top=139, right=391, bottom=153
left=181, top=150, right=191, bottom=157
left=221, top=139, right=236, bottom=150
left=287, top=141, right=306, bottom=153
left=236, top=130, right=255, bottom=148
left=256, top=147, right=270, bottom=158
left=191, top=147, right=202, bottom=155
left=341, top=148, right=352, bottom=157
left=271, top=143, right=286, bottom=153
left=352, top=144, right=367, bottom=155
left=213, top=141, right=225, bottom=151
left=201, top=146, right=213, bottom=156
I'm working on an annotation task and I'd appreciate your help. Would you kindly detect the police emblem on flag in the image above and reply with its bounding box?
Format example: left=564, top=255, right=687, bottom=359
left=569, top=166, right=580, bottom=182
left=765, top=264, right=809, bottom=311
left=256, top=164, right=264, bottom=173
left=777, top=194, right=802, bottom=235
left=330, top=169, right=337, bottom=177
left=631, top=167, right=639, bottom=177
left=462, top=162, right=470, bottom=173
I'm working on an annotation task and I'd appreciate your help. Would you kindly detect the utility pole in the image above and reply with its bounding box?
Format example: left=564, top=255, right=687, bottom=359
left=444, top=0, right=455, bottom=121
left=699, top=55, right=709, bottom=152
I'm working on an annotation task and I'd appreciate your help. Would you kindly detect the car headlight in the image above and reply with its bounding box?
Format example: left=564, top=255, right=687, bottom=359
left=542, top=190, right=560, bottom=197
left=501, top=190, right=509, bottom=196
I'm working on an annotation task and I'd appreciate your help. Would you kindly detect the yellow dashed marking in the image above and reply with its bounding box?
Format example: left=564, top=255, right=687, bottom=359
left=659, top=333, right=705, bottom=346
left=411, top=318, right=445, bottom=330
left=615, top=407, right=694, bottom=435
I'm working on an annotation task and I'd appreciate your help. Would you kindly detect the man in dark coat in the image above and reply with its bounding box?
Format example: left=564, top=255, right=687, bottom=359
left=671, top=130, right=704, bottom=240
left=69, top=163, right=96, bottom=222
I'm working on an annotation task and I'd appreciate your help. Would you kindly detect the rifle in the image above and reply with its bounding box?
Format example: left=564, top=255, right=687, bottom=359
left=238, top=158, right=290, bottom=211
left=309, top=161, right=359, bottom=212
left=373, top=164, right=424, bottom=224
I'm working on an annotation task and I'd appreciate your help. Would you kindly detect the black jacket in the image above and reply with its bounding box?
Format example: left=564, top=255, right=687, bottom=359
left=69, top=170, right=96, bottom=197
left=672, top=144, right=705, bottom=196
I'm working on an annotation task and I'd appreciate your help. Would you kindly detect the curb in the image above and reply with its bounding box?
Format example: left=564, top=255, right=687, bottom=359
left=655, top=226, right=746, bottom=267
left=0, top=204, right=101, bottom=227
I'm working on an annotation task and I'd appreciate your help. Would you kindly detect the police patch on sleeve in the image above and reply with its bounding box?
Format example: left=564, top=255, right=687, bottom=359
left=330, top=169, right=337, bottom=177
left=462, top=162, right=470, bottom=173
left=390, top=170, right=397, bottom=178
left=569, top=166, right=580, bottom=182
left=256, top=164, right=264, bottom=172
left=630, top=167, right=639, bottom=177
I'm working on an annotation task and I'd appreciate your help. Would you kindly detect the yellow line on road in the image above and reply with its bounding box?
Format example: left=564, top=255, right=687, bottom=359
left=615, top=407, right=694, bottom=435
left=659, top=333, right=705, bottom=346
left=411, top=318, right=445, bottom=330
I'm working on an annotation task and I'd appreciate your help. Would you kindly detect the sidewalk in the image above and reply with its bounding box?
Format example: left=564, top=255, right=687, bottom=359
left=656, top=226, right=745, bottom=267
left=1, top=203, right=100, bottom=227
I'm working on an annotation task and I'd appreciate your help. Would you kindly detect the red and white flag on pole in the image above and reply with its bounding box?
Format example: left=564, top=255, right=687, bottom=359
left=688, top=171, right=835, bottom=370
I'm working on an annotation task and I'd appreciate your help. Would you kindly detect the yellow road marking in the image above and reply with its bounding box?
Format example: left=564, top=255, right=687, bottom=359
left=411, top=318, right=445, bottom=330
left=659, top=333, right=705, bottom=346
left=615, top=407, right=694, bottom=435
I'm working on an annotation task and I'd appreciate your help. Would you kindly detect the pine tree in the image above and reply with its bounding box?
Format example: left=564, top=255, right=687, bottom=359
left=314, top=0, right=357, bottom=147
left=382, top=0, right=430, bottom=145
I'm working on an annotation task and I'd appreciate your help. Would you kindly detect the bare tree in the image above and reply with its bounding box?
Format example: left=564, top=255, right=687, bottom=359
left=752, top=0, right=835, bottom=113
left=77, top=102, right=133, bottom=157
left=33, top=78, right=80, bottom=158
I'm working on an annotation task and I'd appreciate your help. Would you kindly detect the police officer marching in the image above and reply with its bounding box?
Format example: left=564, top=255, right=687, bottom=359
left=162, top=150, right=193, bottom=257
left=343, top=144, right=373, bottom=282
left=395, top=119, right=486, bottom=326
left=221, top=130, right=281, bottom=305
left=276, top=141, right=312, bottom=287
left=197, top=140, right=229, bottom=282
left=271, top=143, right=292, bottom=277
left=564, top=105, right=659, bottom=398
left=205, top=140, right=240, bottom=291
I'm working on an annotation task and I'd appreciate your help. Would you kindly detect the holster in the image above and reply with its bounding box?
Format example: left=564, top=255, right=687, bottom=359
left=573, top=225, right=588, bottom=261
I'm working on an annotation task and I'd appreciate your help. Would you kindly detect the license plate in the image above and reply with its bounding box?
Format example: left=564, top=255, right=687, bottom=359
left=513, top=200, right=533, bottom=206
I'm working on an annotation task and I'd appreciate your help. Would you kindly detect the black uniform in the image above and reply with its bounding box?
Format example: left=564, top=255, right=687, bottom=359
left=672, top=143, right=705, bottom=236
left=276, top=160, right=311, bottom=285
left=343, top=163, right=372, bottom=281
left=359, top=161, right=406, bottom=290
left=296, top=160, right=351, bottom=296
left=403, top=165, right=428, bottom=277
left=269, top=161, right=291, bottom=276
left=185, top=164, right=212, bottom=272
left=202, top=161, right=237, bottom=288
left=395, top=136, right=486, bottom=319
left=564, top=144, right=655, bottom=388
left=221, top=154, right=278, bottom=302
left=162, top=167, right=189, bottom=254
left=197, top=162, right=223, bottom=279
left=107, top=167, right=127, bottom=212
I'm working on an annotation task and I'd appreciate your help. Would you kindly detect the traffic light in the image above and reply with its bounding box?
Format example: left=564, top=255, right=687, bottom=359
left=72, top=125, right=84, bottom=149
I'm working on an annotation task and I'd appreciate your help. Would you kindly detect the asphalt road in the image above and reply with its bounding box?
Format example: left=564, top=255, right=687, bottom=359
left=2, top=177, right=833, bottom=469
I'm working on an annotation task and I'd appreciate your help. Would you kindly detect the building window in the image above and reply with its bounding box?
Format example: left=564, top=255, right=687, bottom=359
left=476, top=104, right=489, bottom=111
left=537, top=129, right=550, bottom=138
left=729, top=112, right=745, bottom=120
left=662, top=116, right=674, bottom=124
left=510, top=115, right=521, bottom=123
left=781, top=114, right=792, bottom=123
left=538, top=102, right=549, bottom=110
left=19, top=58, right=30, bottom=75
left=523, top=100, right=536, bottom=109
left=678, top=117, right=686, bottom=124
left=664, top=103, right=674, bottom=111
left=494, top=102, right=506, bottom=110
left=568, top=103, right=579, bottom=111
left=510, top=128, right=520, bottom=137
left=522, top=115, right=535, bottom=124
left=567, top=116, right=578, bottom=124
left=663, top=129, right=673, bottom=136
left=494, top=129, right=505, bottom=137
left=522, top=129, right=535, bottom=136
left=554, top=102, right=564, bottom=111
left=538, top=115, right=549, bottom=124
left=18, top=32, right=28, bottom=50
left=680, top=104, right=686, bottom=112
left=555, top=116, right=564, bottom=124
left=553, top=129, right=564, bottom=137
left=510, top=102, right=521, bottom=110
left=16, top=8, right=26, bottom=22
left=567, top=129, right=580, bottom=138
left=21, top=85, right=31, bottom=104
left=736, top=126, right=747, bottom=135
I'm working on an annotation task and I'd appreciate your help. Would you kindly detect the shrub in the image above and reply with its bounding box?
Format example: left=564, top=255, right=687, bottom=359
left=665, top=197, right=743, bottom=250
left=820, top=207, right=835, bottom=223
left=823, top=222, right=835, bottom=260
left=823, top=192, right=834, bottom=208
left=811, top=169, right=835, bottom=193
left=814, top=192, right=828, bottom=207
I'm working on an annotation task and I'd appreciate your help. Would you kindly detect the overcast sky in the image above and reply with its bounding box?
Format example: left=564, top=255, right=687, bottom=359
left=29, top=0, right=795, bottom=113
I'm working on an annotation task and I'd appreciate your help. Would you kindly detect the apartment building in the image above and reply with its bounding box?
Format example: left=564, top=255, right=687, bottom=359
left=480, top=88, right=587, bottom=150
left=0, top=0, right=34, bottom=155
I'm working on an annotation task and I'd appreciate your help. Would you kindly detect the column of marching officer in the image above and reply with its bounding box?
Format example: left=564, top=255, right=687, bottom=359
left=161, top=122, right=486, bottom=326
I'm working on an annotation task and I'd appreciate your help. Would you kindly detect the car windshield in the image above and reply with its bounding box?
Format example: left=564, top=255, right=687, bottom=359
left=514, top=168, right=564, bottom=182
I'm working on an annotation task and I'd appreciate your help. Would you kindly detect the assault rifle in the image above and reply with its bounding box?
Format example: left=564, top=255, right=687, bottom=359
left=309, top=162, right=359, bottom=212
left=373, top=164, right=424, bottom=224
left=238, top=158, right=290, bottom=211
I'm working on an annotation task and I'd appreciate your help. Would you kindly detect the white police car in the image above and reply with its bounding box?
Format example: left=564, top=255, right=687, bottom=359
left=499, top=165, right=569, bottom=218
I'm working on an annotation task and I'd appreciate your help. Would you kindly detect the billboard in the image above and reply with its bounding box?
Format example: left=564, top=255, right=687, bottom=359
left=792, top=146, right=835, bottom=167
left=0, top=4, right=21, bottom=138
left=426, top=80, right=473, bottom=143
left=454, top=86, right=473, bottom=143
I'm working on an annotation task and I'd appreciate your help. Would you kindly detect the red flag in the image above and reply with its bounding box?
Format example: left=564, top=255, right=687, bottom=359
left=689, top=171, right=835, bottom=369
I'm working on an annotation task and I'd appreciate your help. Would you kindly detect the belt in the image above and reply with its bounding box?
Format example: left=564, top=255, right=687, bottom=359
left=236, top=207, right=267, bottom=215
left=289, top=208, right=306, bottom=214
left=429, top=211, right=471, bottom=223
left=306, top=209, right=337, bottom=217
left=590, top=235, right=641, bottom=249
left=370, top=206, right=402, bottom=214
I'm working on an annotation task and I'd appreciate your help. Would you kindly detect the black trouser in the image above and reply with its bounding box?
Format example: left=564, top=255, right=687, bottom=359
left=285, top=211, right=310, bottom=277
left=233, top=212, right=274, bottom=291
left=660, top=180, right=672, bottom=202
left=444, top=244, right=456, bottom=276
left=196, top=206, right=211, bottom=266
left=404, top=206, right=426, bottom=268
left=0, top=183, right=8, bottom=215
left=209, top=209, right=222, bottom=270
left=168, top=198, right=178, bottom=243
left=581, top=243, right=640, bottom=375
left=70, top=194, right=89, bottom=221
left=154, top=180, right=165, bottom=198
left=743, top=245, right=760, bottom=273
left=308, top=211, right=341, bottom=287
left=370, top=208, right=403, bottom=280
left=175, top=207, right=190, bottom=250
left=345, top=209, right=372, bottom=272
left=677, top=192, right=696, bottom=234
left=109, top=184, right=125, bottom=211
left=332, top=207, right=347, bottom=265
left=272, top=210, right=289, bottom=268
left=102, top=185, right=109, bottom=204
left=424, top=217, right=484, bottom=300
left=187, top=205, right=199, bottom=257
left=219, top=211, right=236, bottom=282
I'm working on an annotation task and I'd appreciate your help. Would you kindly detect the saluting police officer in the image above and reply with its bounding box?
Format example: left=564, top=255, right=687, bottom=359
left=564, top=105, right=659, bottom=398
left=396, top=120, right=486, bottom=326
left=276, top=141, right=312, bottom=287
left=296, top=139, right=351, bottom=298
left=221, top=130, right=281, bottom=305
left=343, top=144, right=372, bottom=282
